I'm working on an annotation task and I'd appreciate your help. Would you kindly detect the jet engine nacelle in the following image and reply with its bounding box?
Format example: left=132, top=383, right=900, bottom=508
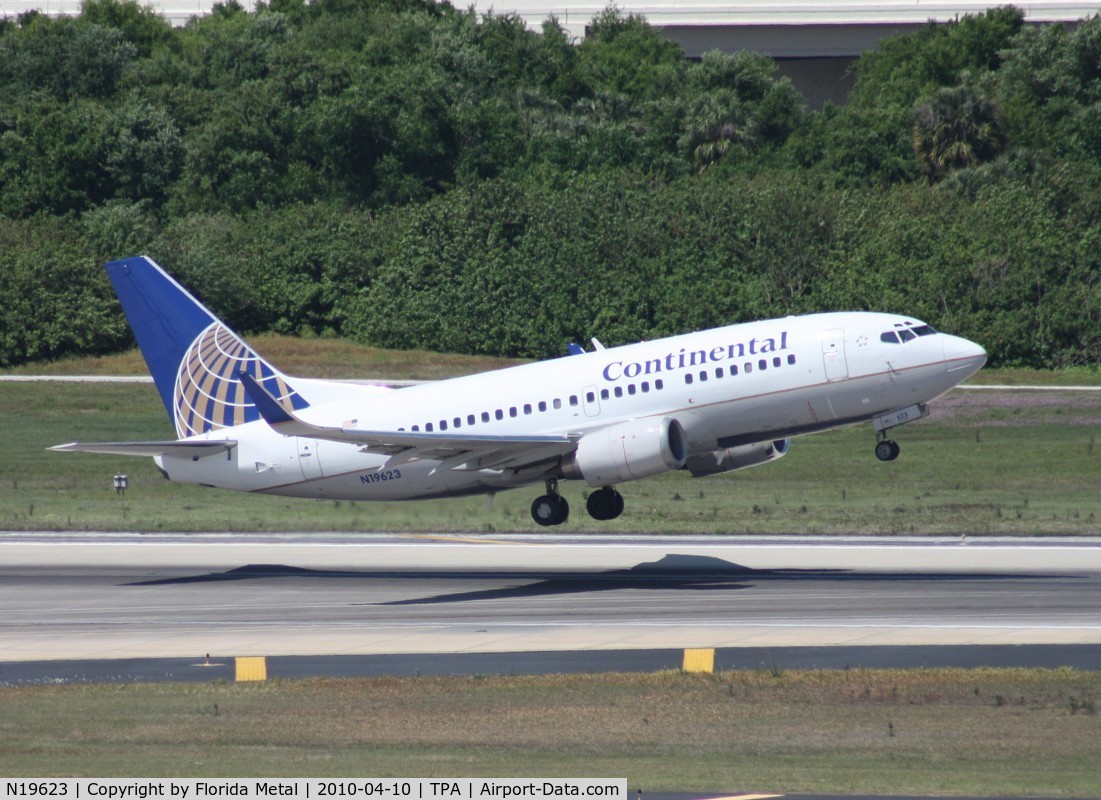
left=562, top=416, right=688, bottom=486
left=684, top=438, right=790, bottom=477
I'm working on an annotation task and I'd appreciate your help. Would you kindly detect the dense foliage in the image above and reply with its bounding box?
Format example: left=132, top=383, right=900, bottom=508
left=1, top=0, right=1099, bottom=368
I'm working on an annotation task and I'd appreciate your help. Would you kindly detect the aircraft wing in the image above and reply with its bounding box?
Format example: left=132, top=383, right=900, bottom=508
left=51, top=440, right=237, bottom=458
left=239, top=372, right=577, bottom=472
left=306, top=428, right=576, bottom=472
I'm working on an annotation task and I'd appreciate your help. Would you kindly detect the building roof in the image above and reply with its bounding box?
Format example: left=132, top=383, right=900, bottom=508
left=3, top=0, right=1099, bottom=43
left=0, top=0, right=259, bottom=25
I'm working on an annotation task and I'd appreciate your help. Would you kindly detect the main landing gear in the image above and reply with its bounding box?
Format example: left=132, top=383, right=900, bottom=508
left=530, top=480, right=625, bottom=525
left=531, top=478, right=570, bottom=526
left=586, top=486, right=624, bottom=521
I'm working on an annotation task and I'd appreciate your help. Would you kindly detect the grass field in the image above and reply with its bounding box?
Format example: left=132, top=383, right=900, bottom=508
left=1, top=669, right=1100, bottom=796
left=2, top=339, right=1101, bottom=533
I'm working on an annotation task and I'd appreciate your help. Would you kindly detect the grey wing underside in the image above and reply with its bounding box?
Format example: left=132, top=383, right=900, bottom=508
left=240, top=371, right=580, bottom=472
left=52, top=379, right=582, bottom=474
left=51, top=433, right=574, bottom=472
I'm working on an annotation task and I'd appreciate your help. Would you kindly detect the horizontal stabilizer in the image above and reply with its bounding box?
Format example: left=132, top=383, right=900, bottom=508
left=51, top=440, right=237, bottom=458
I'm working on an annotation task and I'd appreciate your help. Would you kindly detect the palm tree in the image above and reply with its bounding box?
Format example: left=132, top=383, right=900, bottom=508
left=679, top=90, right=756, bottom=174
left=913, top=85, right=1007, bottom=178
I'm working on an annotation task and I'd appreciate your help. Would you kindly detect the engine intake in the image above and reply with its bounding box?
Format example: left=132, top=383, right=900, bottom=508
left=562, top=417, right=688, bottom=486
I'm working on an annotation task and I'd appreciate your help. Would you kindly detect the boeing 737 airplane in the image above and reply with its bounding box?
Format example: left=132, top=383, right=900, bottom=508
left=53, top=256, right=987, bottom=525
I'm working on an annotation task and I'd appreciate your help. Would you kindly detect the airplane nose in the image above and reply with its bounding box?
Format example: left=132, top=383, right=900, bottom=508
left=943, top=334, right=988, bottom=378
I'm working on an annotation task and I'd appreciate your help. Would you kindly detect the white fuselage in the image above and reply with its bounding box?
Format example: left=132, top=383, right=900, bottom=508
left=157, top=312, right=986, bottom=500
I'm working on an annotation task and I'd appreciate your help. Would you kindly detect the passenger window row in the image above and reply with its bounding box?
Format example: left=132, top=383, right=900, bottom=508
left=593, top=378, right=665, bottom=403
left=401, top=377, right=669, bottom=433
left=684, top=353, right=797, bottom=385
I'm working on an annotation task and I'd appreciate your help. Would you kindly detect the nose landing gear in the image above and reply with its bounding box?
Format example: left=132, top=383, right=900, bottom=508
left=873, top=403, right=927, bottom=462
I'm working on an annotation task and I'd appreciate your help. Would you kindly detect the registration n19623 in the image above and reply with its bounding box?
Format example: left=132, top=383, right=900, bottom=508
left=359, top=469, right=402, bottom=485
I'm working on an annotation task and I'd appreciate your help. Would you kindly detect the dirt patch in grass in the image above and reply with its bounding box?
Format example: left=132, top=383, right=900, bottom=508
left=0, top=336, right=525, bottom=380
left=932, top=389, right=1101, bottom=427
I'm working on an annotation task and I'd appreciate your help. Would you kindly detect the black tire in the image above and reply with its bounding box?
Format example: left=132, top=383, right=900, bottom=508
left=875, top=440, right=899, bottom=462
left=587, top=487, right=624, bottom=521
left=531, top=494, right=569, bottom=526
left=531, top=495, right=557, bottom=526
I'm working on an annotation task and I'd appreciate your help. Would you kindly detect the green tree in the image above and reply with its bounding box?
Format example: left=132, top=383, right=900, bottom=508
left=0, top=97, right=115, bottom=216
left=577, top=8, right=684, bottom=102
left=992, top=14, right=1101, bottom=162
left=0, top=218, right=130, bottom=365
left=686, top=49, right=804, bottom=142
left=0, top=15, right=136, bottom=101
left=680, top=90, right=756, bottom=173
left=105, top=99, right=185, bottom=205
left=784, top=103, right=918, bottom=186
left=913, top=85, right=1007, bottom=178
left=679, top=50, right=804, bottom=172
left=80, top=0, right=173, bottom=58
left=849, top=5, right=1024, bottom=109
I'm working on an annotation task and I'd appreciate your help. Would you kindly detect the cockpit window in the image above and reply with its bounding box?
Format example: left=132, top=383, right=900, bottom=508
left=882, top=322, right=937, bottom=344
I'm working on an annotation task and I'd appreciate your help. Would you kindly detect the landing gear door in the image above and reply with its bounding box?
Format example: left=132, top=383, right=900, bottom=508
left=822, top=329, right=849, bottom=382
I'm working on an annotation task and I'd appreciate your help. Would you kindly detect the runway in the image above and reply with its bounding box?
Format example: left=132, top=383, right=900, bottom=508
left=2, top=533, right=1100, bottom=668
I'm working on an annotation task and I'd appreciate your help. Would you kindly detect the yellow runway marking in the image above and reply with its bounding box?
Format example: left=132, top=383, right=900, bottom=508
left=682, top=647, right=715, bottom=673
left=235, top=656, right=267, bottom=682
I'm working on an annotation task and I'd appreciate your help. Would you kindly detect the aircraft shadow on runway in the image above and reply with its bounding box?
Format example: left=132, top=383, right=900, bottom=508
left=125, top=553, right=1053, bottom=606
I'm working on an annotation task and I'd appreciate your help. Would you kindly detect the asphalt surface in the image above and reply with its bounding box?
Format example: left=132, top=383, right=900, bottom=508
left=2, top=533, right=1100, bottom=675
left=3, top=643, right=1101, bottom=686
left=3, top=533, right=1097, bottom=800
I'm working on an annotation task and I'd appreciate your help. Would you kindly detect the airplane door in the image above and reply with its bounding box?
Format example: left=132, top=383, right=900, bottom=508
left=822, top=329, right=849, bottom=382
left=582, top=385, right=601, bottom=417
left=296, top=438, right=324, bottom=481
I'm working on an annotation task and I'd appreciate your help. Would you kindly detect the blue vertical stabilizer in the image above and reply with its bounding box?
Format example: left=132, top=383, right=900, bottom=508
left=106, top=256, right=307, bottom=439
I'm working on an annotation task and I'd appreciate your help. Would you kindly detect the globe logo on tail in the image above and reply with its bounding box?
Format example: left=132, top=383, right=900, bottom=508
left=173, top=322, right=302, bottom=439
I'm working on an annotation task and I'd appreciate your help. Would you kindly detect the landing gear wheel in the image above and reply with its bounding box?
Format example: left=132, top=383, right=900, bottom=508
left=531, top=495, right=569, bottom=526
left=586, top=486, right=625, bottom=521
left=875, top=439, right=900, bottom=462
left=531, top=477, right=570, bottom=526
